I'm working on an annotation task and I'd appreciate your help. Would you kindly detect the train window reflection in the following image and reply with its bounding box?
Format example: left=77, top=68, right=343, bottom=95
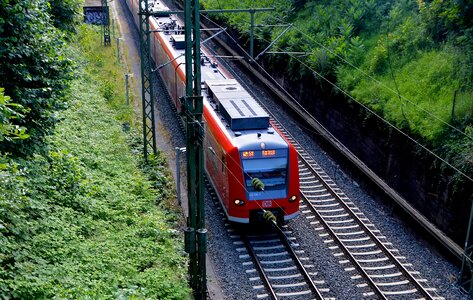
left=242, top=158, right=287, bottom=191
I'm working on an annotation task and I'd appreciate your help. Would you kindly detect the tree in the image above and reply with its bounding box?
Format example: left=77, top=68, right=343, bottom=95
left=48, top=0, right=81, bottom=34
left=419, top=0, right=473, bottom=41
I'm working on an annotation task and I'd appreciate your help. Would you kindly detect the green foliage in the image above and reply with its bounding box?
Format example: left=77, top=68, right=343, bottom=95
left=438, top=125, right=473, bottom=188
left=201, top=0, right=292, bottom=42
left=207, top=0, right=472, bottom=180
left=0, top=0, right=74, bottom=156
left=340, top=50, right=460, bottom=140
left=0, top=88, right=29, bottom=142
left=100, top=79, right=115, bottom=102
left=418, top=0, right=473, bottom=42
left=0, top=25, right=190, bottom=299
left=291, top=0, right=308, bottom=11
left=77, top=24, right=136, bottom=125
left=47, top=0, right=82, bottom=34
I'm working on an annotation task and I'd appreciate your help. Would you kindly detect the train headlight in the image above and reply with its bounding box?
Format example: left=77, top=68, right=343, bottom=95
left=288, top=195, right=297, bottom=202
left=234, top=199, right=245, bottom=206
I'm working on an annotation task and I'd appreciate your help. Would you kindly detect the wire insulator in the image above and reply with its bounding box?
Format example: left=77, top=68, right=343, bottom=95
left=263, top=210, right=276, bottom=223
left=251, top=177, right=265, bottom=191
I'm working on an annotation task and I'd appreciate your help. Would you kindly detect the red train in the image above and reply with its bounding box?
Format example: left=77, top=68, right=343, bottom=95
left=124, top=0, right=300, bottom=223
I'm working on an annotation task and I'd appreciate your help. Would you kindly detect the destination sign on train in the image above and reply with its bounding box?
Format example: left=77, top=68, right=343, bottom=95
left=262, top=150, right=276, bottom=157
left=241, top=151, right=255, bottom=158
left=241, top=150, right=277, bottom=158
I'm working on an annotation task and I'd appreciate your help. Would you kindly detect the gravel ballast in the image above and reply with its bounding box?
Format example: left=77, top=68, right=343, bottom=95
left=118, top=0, right=469, bottom=297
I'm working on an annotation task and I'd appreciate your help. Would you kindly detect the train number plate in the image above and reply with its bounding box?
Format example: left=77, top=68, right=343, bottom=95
left=262, top=200, right=272, bottom=208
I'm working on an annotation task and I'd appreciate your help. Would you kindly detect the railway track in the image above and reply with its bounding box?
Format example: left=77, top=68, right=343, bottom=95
left=236, top=225, right=327, bottom=300
left=203, top=31, right=444, bottom=299
left=205, top=179, right=330, bottom=299
left=150, top=3, right=448, bottom=298
left=274, top=118, right=444, bottom=299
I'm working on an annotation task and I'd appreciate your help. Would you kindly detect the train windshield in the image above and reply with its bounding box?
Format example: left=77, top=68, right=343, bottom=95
left=242, top=157, right=288, bottom=192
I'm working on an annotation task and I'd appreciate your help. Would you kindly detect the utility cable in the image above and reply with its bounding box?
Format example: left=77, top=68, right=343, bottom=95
left=198, top=13, right=473, bottom=183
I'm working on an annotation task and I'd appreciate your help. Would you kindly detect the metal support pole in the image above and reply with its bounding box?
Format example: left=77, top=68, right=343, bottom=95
left=125, top=73, right=133, bottom=105
left=116, top=37, right=121, bottom=62
left=184, top=0, right=206, bottom=298
left=139, top=0, right=157, bottom=160
left=250, top=10, right=255, bottom=62
left=460, top=199, right=473, bottom=295
left=176, top=147, right=181, bottom=206
left=451, top=90, right=457, bottom=122
left=175, top=147, right=186, bottom=206
left=255, top=24, right=293, bottom=61
left=100, top=22, right=103, bottom=46
left=197, top=227, right=207, bottom=296
left=112, top=18, right=115, bottom=37
left=101, top=0, right=111, bottom=46
left=150, top=8, right=273, bottom=62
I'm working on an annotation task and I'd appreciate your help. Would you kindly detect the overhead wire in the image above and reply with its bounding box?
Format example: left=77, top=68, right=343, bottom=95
left=198, top=11, right=473, bottom=183
left=200, top=13, right=325, bottom=137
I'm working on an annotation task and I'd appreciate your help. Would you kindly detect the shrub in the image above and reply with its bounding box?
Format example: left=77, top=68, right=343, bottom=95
left=0, top=88, right=29, bottom=142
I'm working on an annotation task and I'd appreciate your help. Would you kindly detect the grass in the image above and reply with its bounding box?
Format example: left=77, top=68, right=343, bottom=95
left=338, top=48, right=465, bottom=141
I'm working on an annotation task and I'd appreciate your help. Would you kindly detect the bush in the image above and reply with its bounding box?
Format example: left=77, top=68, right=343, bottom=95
left=0, top=37, right=190, bottom=297
left=48, top=0, right=82, bottom=34
left=0, top=88, right=29, bottom=142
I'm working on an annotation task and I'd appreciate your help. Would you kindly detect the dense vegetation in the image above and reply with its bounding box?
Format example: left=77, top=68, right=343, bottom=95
left=1, top=0, right=190, bottom=297
left=201, top=0, right=473, bottom=183
left=0, top=0, right=75, bottom=155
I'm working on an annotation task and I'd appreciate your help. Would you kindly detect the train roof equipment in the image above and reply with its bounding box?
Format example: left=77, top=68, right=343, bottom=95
left=204, top=79, right=270, bottom=131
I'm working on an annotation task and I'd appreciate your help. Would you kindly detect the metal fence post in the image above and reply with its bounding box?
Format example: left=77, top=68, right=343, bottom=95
left=125, top=73, right=131, bottom=105
left=116, top=37, right=121, bottom=63
left=175, top=147, right=186, bottom=206
left=176, top=147, right=181, bottom=207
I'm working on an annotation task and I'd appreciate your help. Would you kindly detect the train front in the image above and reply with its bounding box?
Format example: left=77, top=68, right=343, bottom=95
left=203, top=80, right=300, bottom=224
left=232, top=133, right=300, bottom=224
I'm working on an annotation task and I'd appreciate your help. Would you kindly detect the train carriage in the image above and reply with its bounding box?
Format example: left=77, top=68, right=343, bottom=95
left=125, top=0, right=300, bottom=223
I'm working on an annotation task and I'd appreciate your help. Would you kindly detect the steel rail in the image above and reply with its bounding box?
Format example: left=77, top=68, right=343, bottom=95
left=295, top=148, right=435, bottom=300
left=270, top=118, right=436, bottom=299
left=240, top=234, right=278, bottom=300
left=241, top=227, right=325, bottom=300
left=299, top=190, right=388, bottom=299
left=271, top=222, right=325, bottom=300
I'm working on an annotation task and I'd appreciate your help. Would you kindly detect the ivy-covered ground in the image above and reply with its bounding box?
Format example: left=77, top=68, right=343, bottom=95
left=0, top=25, right=190, bottom=299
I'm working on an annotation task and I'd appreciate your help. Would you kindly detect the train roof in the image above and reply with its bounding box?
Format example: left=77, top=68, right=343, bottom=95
left=151, top=7, right=288, bottom=151
left=204, top=80, right=270, bottom=131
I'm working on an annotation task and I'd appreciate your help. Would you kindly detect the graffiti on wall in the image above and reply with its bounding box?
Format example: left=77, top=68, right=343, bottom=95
left=83, top=7, right=109, bottom=25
